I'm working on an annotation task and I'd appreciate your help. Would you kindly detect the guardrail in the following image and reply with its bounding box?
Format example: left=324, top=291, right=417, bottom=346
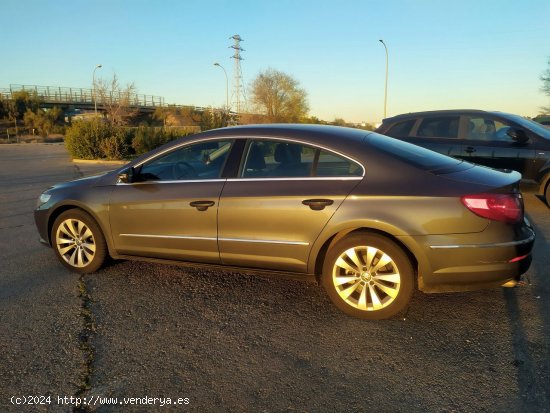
left=0, top=84, right=165, bottom=108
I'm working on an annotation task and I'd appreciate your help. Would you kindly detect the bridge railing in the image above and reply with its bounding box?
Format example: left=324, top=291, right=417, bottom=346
left=0, top=84, right=165, bottom=108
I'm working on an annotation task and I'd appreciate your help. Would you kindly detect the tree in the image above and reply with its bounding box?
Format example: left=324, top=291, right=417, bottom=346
left=541, top=56, right=550, bottom=113
left=250, top=68, right=309, bottom=122
left=24, top=107, right=63, bottom=137
left=95, top=74, right=138, bottom=125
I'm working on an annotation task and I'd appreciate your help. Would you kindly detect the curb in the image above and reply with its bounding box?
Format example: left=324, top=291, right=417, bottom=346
left=72, top=159, right=127, bottom=165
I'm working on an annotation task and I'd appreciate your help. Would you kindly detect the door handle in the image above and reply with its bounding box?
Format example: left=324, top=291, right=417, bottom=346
left=189, top=200, right=215, bottom=211
left=302, top=199, right=334, bottom=211
left=465, top=146, right=476, bottom=154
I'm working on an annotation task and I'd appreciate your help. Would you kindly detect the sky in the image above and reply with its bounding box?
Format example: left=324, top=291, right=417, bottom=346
left=1, top=0, right=549, bottom=124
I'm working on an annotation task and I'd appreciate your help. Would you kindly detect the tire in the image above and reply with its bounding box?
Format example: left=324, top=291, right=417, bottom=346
left=51, top=209, right=107, bottom=274
left=545, top=181, right=550, bottom=207
left=322, top=233, right=414, bottom=320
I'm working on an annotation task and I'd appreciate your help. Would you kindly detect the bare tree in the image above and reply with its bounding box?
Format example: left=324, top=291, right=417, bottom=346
left=250, top=68, right=309, bottom=122
left=95, top=74, right=139, bottom=125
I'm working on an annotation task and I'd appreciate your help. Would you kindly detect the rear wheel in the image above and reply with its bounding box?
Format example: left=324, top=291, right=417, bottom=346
left=51, top=209, right=107, bottom=273
left=322, top=233, right=414, bottom=320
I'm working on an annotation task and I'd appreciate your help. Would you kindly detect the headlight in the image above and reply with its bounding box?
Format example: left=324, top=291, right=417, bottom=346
left=37, top=193, right=51, bottom=207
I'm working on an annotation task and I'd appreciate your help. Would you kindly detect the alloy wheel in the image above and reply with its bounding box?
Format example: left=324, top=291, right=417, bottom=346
left=55, top=218, right=96, bottom=268
left=332, top=246, right=401, bottom=311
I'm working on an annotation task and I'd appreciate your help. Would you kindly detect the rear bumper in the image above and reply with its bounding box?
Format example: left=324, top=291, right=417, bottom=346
left=398, top=227, right=535, bottom=293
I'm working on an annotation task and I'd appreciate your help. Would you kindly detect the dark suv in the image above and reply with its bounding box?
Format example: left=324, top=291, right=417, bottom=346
left=376, top=110, right=550, bottom=205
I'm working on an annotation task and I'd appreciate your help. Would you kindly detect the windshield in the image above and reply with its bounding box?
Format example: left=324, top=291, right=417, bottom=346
left=499, top=113, right=550, bottom=140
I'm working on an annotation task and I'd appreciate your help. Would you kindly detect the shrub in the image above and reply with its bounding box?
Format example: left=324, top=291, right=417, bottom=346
left=131, top=126, right=186, bottom=155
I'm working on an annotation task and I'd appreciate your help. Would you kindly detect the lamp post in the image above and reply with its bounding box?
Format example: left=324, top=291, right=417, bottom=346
left=379, top=40, right=388, bottom=119
left=213, top=62, right=229, bottom=111
left=92, top=64, right=102, bottom=116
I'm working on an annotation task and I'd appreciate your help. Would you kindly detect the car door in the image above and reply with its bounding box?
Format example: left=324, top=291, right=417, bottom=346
left=217, top=139, right=364, bottom=273
left=460, top=115, right=536, bottom=178
left=109, top=139, right=234, bottom=263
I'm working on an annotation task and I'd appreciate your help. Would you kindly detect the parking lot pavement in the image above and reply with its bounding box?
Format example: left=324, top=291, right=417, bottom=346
left=1, top=143, right=548, bottom=412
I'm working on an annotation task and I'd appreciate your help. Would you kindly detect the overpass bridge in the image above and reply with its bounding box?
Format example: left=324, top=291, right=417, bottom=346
left=0, top=84, right=165, bottom=113
left=0, top=84, right=219, bottom=114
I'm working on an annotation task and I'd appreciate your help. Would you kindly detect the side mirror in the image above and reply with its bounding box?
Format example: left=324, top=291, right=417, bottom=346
left=117, top=167, right=134, bottom=184
left=506, top=128, right=529, bottom=144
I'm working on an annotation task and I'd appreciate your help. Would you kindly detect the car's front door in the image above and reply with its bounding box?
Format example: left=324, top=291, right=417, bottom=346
left=109, top=139, right=234, bottom=263
left=460, top=115, right=536, bottom=178
left=218, top=139, right=364, bottom=273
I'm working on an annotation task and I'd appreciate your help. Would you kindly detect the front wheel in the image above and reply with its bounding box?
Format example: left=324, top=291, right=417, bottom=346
left=322, top=233, right=414, bottom=320
left=51, top=209, right=107, bottom=273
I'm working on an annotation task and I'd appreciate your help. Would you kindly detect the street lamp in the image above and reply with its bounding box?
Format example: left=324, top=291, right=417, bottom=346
left=92, top=64, right=102, bottom=116
left=213, top=62, right=229, bottom=111
left=379, top=40, right=388, bottom=119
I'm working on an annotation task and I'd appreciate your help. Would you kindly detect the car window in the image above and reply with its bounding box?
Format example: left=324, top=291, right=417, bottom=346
left=242, top=140, right=313, bottom=177
left=138, top=140, right=232, bottom=181
left=241, top=140, right=362, bottom=178
left=465, top=117, right=512, bottom=142
left=385, top=119, right=416, bottom=138
left=316, top=150, right=363, bottom=176
left=417, top=117, right=459, bottom=138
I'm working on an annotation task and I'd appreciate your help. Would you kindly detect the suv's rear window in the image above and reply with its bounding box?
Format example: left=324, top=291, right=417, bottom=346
left=385, top=119, right=415, bottom=138
left=368, top=133, right=462, bottom=171
left=417, top=116, right=459, bottom=138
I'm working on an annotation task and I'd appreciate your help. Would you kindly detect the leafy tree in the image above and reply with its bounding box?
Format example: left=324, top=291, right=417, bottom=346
left=24, top=107, right=63, bottom=137
left=250, top=68, right=309, bottom=122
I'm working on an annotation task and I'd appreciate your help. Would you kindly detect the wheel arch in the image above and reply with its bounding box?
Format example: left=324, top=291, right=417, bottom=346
left=47, top=202, right=115, bottom=257
left=312, top=227, right=419, bottom=288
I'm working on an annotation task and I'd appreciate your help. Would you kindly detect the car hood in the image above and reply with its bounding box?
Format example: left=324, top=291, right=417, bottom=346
left=50, top=171, right=111, bottom=191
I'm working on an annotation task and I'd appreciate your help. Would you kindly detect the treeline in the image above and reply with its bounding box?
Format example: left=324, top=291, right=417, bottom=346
left=0, top=90, right=65, bottom=137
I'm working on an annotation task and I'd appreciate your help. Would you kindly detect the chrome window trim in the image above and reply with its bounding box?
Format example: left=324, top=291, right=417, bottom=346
left=119, top=233, right=309, bottom=246
left=116, top=179, right=227, bottom=186
left=429, top=232, right=535, bottom=249
left=226, top=177, right=362, bottom=182
left=131, top=134, right=366, bottom=177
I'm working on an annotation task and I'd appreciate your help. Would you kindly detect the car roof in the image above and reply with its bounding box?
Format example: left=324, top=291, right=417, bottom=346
left=381, top=109, right=512, bottom=123
left=198, top=123, right=369, bottom=143
left=126, top=124, right=372, bottom=169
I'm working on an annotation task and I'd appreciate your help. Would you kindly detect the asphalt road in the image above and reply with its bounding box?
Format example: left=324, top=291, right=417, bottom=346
left=1, top=143, right=549, bottom=412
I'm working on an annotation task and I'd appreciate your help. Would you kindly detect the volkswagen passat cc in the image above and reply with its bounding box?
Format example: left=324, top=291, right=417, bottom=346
left=35, top=125, right=535, bottom=320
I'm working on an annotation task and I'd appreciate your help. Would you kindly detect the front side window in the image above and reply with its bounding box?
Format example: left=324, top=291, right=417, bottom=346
left=138, top=140, right=232, bottom=181
left=241, top=140, right=362, bottom=178
left=417, top=116, right=459, bottom=138
left=465, top=117, right=512, bottom=142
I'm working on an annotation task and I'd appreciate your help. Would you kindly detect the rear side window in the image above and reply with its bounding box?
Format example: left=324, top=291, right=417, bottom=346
left=241, top=140, right=363, bottom=178
left=385, top=119, right=415, bottom=138
left=417, top=116, right=459, bottom=138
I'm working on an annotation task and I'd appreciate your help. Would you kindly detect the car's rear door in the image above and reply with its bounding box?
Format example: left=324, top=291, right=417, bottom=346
left=217, top=138, right=363, bottom=273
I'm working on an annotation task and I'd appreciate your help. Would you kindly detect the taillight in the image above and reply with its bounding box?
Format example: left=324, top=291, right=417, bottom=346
left=461, top=193, right=523, bottom=223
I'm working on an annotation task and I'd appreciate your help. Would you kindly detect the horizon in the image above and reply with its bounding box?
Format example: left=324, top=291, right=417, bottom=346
left=1, top=0, right=549, bottom=123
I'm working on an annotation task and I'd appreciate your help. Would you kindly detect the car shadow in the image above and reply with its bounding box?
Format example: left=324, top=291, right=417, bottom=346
left=502, top=214, right=550, bottom=408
